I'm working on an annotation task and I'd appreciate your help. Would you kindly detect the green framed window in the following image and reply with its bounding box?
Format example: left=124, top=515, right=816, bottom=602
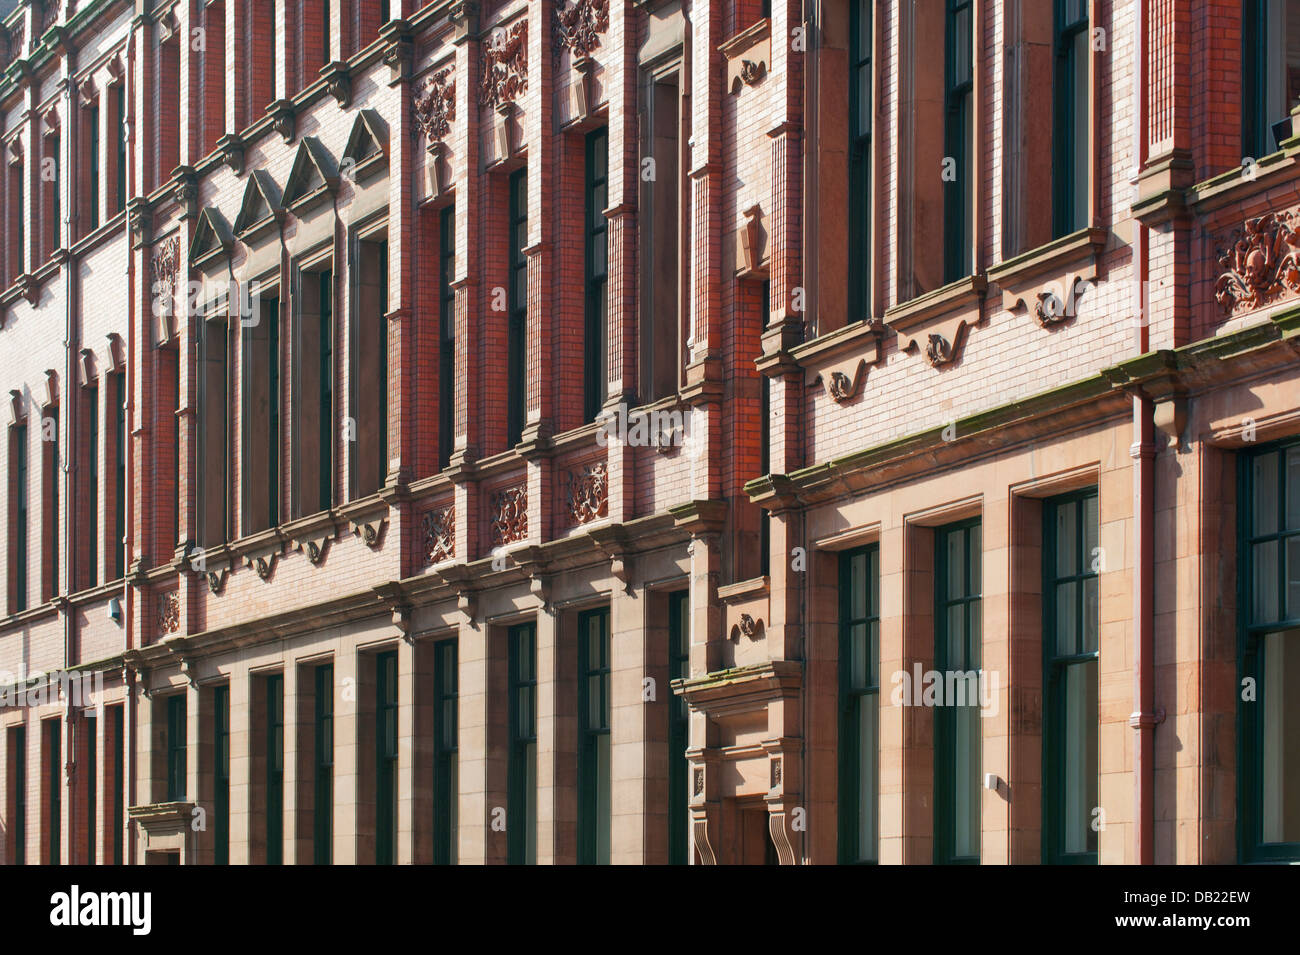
left=508, top=622, right=537, bottom=864
left=438, top=204, right=456, bottom=470
left=839, top=544, right=880, bottom=864
left=266, top=673, right=283, bottom=864
left=112, top=373, right=125, bottom=580
left=85, top=714, right=96, bottom=863
left=1052, top=0, right=1089, bottom=238
left=319, top=269, right=334, bottom=511
left=87, top=384, right=99, bottom=588
left=113, top=86, right=126, bottom=215
left=935, top=518, right=982, bottom=864
left=213, top=684, right=229, bottom=865
left=88, top=103, right=100, bottom=233
left=1239, top=439, right=1300, bottom=861
left=268, top=299, right=280, bottom=527
left=314, top=664, right=333, bottom=864
left=111, top=706, right=123, bottom=864
left=12, top=725, right=26, bottom=865
left=1042, top=490, right=1099, bottom=864
left=46, top=719, right=60, bottom=864
left=1241, top=0, right=1300, bottom=160
left=376, top=651, right=398, bottom=865
left=507, top=168, right=528, bottom=448
left=166, top=694, right=186, bottom=802
left=47, top=406, right=60, bottom=599
left=11, top=423, right=28, bottom=613
left=578, top=607, right=611, bottom=864
left=584, top=127, right=609, bottom=423
left=943, top=0, right=973, bottom=284
left=668, top=590, right=690, bottom=864
left=433, top=639, right=458, bottom=865
left=849, top=0, right=872, bottom=321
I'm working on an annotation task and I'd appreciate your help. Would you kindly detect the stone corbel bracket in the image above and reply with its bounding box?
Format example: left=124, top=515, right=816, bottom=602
left=373, top=583, right=412, bottom=642
left=216, top=133, right=245, bottom=175
left=268, top=98, right=296, bottom=144
left=513, top=545, right=554, bottom=613
left=203, top=564, right=229, bottom=595
left=728, top=613, right=764, bottom=641
left=991, top=227, right=1108, bottom=330
left=885, top=275, right=987, bottom=369
left=813, top=357, right=868, bottom=404
left=292, top=532, right=332, bottom=566
left=237, top=538, right=283, bottom=582
left=588, top=525, right=631, bottom=594
left=349, top=512, right=389, bottom=550
left=719, top=17, right=770, bottom=95
left=380, top=20, right=416, bottom=87
left=438, top=564, right=479, bottom=627
left=321, top=61, right=352, bottom=107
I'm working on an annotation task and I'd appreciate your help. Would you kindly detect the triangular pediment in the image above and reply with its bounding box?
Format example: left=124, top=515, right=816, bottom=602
left=343, top=109, right=389, bottom=180
left=233, top=170, right=283, bottom=241
left=189, top=206, right=234, bottom=268
left=282, top=136, right=339, bottom=210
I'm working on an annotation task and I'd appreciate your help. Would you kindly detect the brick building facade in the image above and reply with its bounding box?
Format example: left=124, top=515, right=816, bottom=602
left=0, top=0, right=1296, bottom=865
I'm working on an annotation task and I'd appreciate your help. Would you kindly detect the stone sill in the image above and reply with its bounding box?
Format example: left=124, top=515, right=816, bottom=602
left=986, top=227, right=1108, bottom=290
left=717, top=575, right=769, bottom=603
left=883, top=273, right=987, bottom=334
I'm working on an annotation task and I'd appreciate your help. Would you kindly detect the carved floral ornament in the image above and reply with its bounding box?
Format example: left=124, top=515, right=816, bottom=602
left=553, top=0, right=608, bottom=63
left=479, top=19, right=528, bottom=111
left=1214, top=210, right=1300, bottom=316
left=158, top=590, right=180, bottom=636
left=491, top=484, right=528, bottom=547
left=151, top=236, right=181, bottom=309
left=421, top=504, right=455, bottom=566
left=566, top=462, right=608, bottom=525
left=414, top=69, right=456, bottom=145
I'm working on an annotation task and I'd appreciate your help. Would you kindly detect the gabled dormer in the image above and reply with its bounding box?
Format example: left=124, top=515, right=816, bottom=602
left=189, top=207, right=234, bottom=270
left=281, top=136, right=339, bottom=214
left=342, top=109, right=389, bottom=182
left=233, top=169, right=284, bottom=244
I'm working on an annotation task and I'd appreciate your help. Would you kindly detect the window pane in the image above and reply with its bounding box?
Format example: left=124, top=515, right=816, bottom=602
left=857, top=693, right=878, bottom=862
left=968, top=525, right=981, bottom=594
left=850, top=623, right=868, bottom=690
left=947, top=531, right=964, bottom=596
left=1255, top=452, right=1279, bottom=536
left=1261, top=628, right=1300, bottom=843
left=953, top=703, right=980, bottom=858
left=850, top=552, right=866, bottom=619
left=1082, top=576, right=1099, bottom=654
left=1063, top=658, right=1099, bottom=855
left=1055, top=580, right=1079, bottom=656
left=1288, top=537, right=1300, bottom=621
left=1288, top=446, right=1300, bottom=531
left=868, top=619, right=879, bottom=689
left=1056, top=504, right=1078, bottom=576
left=968, top=600, right=981, bottom=667
left=1254, top=540, right=1281, bottom=623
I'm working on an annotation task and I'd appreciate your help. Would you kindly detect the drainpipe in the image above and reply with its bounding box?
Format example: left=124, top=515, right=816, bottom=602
left=62, top=36, right=79, bottom=864
left=122, top=12, right=139, bottom=865
left=1129, top=0, right=1157, bottom=865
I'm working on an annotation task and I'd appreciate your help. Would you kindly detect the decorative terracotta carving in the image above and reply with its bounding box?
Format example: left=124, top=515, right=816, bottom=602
left=770, top=756, right=782, bottom=789
left=158, top=590, right=180, bottom=636
left=150, top=236, right=181, bottom=308
left=205, top=569, right=225, bottom=594
left=479, top=19, right=528, bottom=111
left=924, top=332, right=953, bottom=367
left=414, top=69, right=456, bottom=145
left=40, top=0, right=60, bottom=36
left=693, top=767, right=704, bottom=797
left=421, top=504, right=455, bottom=565
left=553, top=0, right=608, bottom=62
left=566, top=462, right=608, bottom=525
left=1214, top=211, right=1300, bottom=316
left=740, top=59, right=766, bottom=86
left=490, top=484, right=528, bottom=547
left=823, top=359, right=867, bottom=404
left=252, top=555, right=273, bottom=579
left=8, top=18, right=25, bottom=57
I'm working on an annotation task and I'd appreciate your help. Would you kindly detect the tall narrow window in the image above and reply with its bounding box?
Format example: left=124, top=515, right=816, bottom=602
left=166, top=694, right=186, bottom=801
left=1240, top=440, right=1300, bottom=861
left=433, top=639, right=458, bottom=864
left=111, top=705, right=123, bottom=864
left=578, top=608, right=611, bottom=864
left=314, top=663, right=333, bottom=864
left=45, top=719, right=61, bottom=864
left=84, top=714, right=97, bottom=864
left=42, top=407, right=59, bottom=603
left=640, top=69, right=683, bottom=400
left=86, top=102, right=100, bottom=234
left=112, top=85, right=126, bottom=215
left=9, top=422, right=28, bottom=614
left=507, top=169, right=528, bottom=447
left=1052, top=0, right=1089, bottom=237
left=351, top=238, right=387, bottom=498
left=241, top=291, right=280, bottom=532
left=943, top=0, right=973, bottom=283
left=111, top=373, right=125, bottom=580
left=266, top=673, right=284, bottom=864
left=935, top=519, right=982, bottom=865
left=83, top=384, right=99, bottom=589
left=43, top=132, right=60, bottom=261
left=667, top=591, right=690, bottom=864
left=1242, top=1, right=1300, bottom=160
left=9, top=159, right=26, bottom=280
left=438, top=205, right=456, bottom=470
left=849, top=0, right=872, bottom=320
left=158, top=34, right=180, bottom=188
left=171, top=350, right=181, bottom=548
left=1043, top=490, right=1099, bottom=864
left=584, top=128, right=609, bottom=422
left=214, top=684, right=230, bottom=865
left=375, top=651, right=398, bottom=864
left=199, top=317, right=229, bottom=547
left=8, top=725, right=26, bottom=864
left=507, top=622, right=537, bottom=864
left=840, top=544, right=880, bottom=864
left=293, top=267, right=333, bottom=517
